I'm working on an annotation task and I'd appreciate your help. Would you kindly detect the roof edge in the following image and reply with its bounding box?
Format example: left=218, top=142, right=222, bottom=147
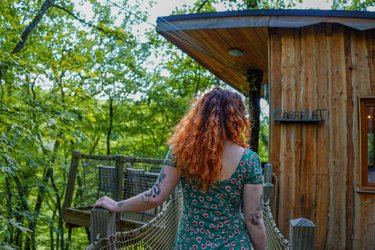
left=156, top=9, right=375, bottom=23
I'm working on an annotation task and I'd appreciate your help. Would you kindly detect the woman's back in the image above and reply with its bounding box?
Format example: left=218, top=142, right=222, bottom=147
left=172, top=146, right=263, bottom=249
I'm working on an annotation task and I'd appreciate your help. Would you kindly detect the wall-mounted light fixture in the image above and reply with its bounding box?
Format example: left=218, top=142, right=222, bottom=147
left=228, top=48, right=244, bottom=57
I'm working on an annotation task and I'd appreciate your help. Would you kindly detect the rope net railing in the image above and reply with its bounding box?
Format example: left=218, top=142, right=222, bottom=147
left=263, top=201, right=290, bottom=250
left=86, top=189, right=183, bottom=250
left=76, top=154, right=164, bottom=208
left=85, top=195, right=290, bottom=250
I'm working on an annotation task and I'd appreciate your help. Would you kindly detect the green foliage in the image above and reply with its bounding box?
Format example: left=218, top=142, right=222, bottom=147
left=189, top=0, right=302, bottom=12
left=332, top=0, right=375, bottom=10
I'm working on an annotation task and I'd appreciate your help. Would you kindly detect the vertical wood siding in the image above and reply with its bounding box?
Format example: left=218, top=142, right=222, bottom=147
left=269, top=24, right=375, bottom=250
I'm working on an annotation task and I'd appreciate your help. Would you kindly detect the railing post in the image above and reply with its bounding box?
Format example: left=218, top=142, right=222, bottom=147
left=63, top=150, right=80, bottom=209
left=263, top=163, right=275, bottom=214
left=114, top=155, right=124, bottom=230
left=114, top=155, right=125, bottom=201
left=289, top=218, right=316, bottom=250
left=90, top=208, right=116, bottom=247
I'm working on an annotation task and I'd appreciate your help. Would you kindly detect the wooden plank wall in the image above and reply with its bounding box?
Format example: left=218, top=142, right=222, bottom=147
left=269, top=24, right=375, bottom=250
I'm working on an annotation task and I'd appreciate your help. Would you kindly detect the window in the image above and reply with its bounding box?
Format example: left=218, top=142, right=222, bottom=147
left=360, top=98, right=375, bottom=190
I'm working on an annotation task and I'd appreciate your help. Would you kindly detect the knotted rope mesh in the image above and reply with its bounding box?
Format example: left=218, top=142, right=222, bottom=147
left=263, top=201, right=290, bottom=250
left=86, top=190, right=183, bottom=250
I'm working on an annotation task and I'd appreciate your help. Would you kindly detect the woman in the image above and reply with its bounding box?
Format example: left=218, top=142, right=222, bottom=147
left=94, top=87, right=266, bottom=250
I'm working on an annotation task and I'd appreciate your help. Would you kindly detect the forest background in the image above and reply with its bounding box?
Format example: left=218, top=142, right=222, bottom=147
left=0, top=0, right=373, bottom=249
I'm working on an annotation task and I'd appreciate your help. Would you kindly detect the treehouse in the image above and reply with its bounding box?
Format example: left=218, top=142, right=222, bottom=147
left=155, top=9, right=375, bottom=250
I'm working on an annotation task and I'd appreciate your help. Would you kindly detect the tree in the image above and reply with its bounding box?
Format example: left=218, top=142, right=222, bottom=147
left=332, top=0, right=375, bottom=10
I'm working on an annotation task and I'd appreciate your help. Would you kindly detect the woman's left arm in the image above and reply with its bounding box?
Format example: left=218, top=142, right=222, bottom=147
left=94, top=165, right=181, bottom=213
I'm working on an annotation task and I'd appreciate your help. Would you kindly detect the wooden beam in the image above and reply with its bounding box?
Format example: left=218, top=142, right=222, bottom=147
left=63, top=150, right=80, bottom=209
left=247, top=69, right=263, bottom=153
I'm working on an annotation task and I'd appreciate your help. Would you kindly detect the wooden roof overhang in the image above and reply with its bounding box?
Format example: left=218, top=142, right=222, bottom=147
left=156, top=9, right=375, bottom=95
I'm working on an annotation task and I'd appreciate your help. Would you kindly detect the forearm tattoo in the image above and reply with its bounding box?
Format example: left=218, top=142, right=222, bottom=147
left=142, top=168, right=167, bottom=203
left=249, top=193, right=263, bottom=225
left=117, top=201, right=124, bottom=208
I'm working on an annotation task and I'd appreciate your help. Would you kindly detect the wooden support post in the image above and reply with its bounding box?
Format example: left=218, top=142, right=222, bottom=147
left=90, top=208, right=116, bottom=246
left=63, top=150, right=80, bottom=209
left=114, top=155, right=124, bottom=229
left=114, top=155, right=125, bottom=201
left=247, top=69, right=263, bottom=153
left=263, top=163, right=275, bottom=214
left=263, top=163, right=273, bottom=183
left=289, top=218, right=316, bottom=250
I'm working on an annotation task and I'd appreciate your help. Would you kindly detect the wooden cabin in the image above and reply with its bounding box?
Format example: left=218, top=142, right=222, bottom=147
left=156, top=9, right=375, bottom=250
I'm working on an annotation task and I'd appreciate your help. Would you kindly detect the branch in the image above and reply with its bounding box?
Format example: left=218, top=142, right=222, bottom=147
left=51, top=4, right=113, bottom=37
left=197, top=0, right=210, bottom=13
left=12, top=0, right=54, bottom=54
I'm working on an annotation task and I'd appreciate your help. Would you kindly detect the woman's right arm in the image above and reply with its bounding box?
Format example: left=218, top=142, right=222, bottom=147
left=243, top=183, right=266, bottom=250
left=94, top=165, right=181, bottom=213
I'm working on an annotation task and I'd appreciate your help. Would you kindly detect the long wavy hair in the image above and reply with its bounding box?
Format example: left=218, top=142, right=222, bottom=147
left=168, top=87, right=250, bottom=188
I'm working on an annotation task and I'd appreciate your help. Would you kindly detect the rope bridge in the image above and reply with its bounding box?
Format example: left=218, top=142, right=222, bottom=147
left=86, top=196, right=290, bottom=250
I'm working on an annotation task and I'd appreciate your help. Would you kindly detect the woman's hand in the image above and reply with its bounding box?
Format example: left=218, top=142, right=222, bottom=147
left=93, top=196, right=120, bottom=213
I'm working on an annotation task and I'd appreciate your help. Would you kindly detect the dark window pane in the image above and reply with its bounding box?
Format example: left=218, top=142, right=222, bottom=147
left=366, top=106, right=375, bottom=184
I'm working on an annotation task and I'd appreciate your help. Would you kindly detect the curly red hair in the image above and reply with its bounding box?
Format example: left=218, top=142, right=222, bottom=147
left=168, top=87, right=250, bottom=188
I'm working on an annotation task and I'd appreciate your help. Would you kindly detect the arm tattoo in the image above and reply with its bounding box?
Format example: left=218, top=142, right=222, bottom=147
left=250, top=213, right=260, bottom=225
left=117, top=201, right=124, bottom=208
left=249, top=193, right=263, bottom=225
left=142, top=168, right=167, bottom=203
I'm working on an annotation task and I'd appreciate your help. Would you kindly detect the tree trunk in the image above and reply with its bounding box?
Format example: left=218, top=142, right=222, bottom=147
left=13, top=174, right=30, bottom=249
left=5, top=175, right=13, bottom=243
left=247, top=69, right=263, bottom=153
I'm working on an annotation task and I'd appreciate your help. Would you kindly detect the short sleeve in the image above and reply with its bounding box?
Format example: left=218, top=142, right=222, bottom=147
left=245, top=150, right=263, bottom=185
left=163, top=150, right=176, bottom=168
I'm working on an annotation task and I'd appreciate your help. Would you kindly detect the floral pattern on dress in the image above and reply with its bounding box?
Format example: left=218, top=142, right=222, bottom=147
left=165, top=148, right=263, bottom=250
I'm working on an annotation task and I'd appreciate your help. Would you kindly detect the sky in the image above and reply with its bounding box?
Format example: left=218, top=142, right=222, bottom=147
left=76, top=0, right=341, bottom=29
left=148, top=0, right=333, bottom=23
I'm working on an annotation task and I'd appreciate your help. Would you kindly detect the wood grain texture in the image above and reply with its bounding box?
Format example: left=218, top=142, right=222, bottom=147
left=366, top=31, right=375, bottom=95
left=327, top=24, right=348, bottom=250
left=269, top=27, right=282, bottom=221
left=299, top=26, right=317, bottom=223
left=314, top=24, right=330, bottom=250
left=269, top=24, right=374, bottom=249
left=292, top=28, right=303, bottom=230
left=279, top=28, right=296, bottom=236
left=344, top=28, right=354, bottom=250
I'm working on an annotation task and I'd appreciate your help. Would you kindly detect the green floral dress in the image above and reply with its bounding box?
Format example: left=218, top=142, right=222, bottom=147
left=164, top=148, right=263, bottom=250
